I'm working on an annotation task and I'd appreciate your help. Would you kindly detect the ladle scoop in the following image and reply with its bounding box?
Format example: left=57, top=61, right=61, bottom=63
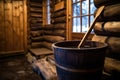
left=77, top=6, right=105, bottom=48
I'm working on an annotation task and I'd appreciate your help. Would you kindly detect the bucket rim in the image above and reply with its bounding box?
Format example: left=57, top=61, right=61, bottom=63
left=52, top=40, right=108, bottom=50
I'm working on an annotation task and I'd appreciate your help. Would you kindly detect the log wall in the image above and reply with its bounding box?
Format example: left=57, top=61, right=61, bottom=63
left=52, top=0, right=66, bottom=38
left=28, top=0, right=43, bottom=48
left=93, top=1, right=120, bottom=78
left=27, top=0, right=67, bottom=60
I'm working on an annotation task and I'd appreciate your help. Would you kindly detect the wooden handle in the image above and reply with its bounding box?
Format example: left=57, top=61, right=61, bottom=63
left=77, top=6, right=105, bottom=48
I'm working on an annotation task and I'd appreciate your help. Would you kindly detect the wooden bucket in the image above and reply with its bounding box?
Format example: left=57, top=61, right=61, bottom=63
left=52, top=40, right=108, bottom=80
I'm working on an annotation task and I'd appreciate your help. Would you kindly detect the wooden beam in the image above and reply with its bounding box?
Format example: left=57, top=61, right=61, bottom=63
left=54, top=1, right=65, bottom=11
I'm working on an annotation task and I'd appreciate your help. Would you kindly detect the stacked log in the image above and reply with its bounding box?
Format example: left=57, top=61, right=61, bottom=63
left=28, top=0, right=66, bottom=59
left=94, top=22, right=120, bottom=37
left=92, top=0, right=120, bottom=78
left=93, top=0, right=120, bottom=59
left=30, top=23, right=65, bottom=80
left=94, top=3, right=120, bottom=21
left=42, top=25, right=65, bottom=50
left=30, top=1, right=67, bottom=80
left=28, top=1, right=43, bottom=48
left=52, top=1, right=66, bottom=38
left=39, top=1, right=66, bottom=51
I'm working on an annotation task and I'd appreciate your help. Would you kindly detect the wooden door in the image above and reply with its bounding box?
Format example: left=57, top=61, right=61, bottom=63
left=0, top=0, right=5, bottom=52
left=0, top=0, right=27, bottom=55
left=66, top=0, right=95, bottom=40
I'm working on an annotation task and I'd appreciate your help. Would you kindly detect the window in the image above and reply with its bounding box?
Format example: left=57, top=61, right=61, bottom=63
left=46, top=0, right=51, bottom=24
left=72, top=0, right=96, bottom=32
left=44, top=0, right=51, bottom=25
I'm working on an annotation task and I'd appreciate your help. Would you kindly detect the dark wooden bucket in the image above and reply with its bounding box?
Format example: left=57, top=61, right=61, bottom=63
left=52, top=40, right=108, bottom=80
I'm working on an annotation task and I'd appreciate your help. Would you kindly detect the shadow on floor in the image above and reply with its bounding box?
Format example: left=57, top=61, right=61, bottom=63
left=0, top=54, right=42, bottom=80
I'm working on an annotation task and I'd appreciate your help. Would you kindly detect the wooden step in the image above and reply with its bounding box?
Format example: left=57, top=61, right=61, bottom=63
left=29, top=48, right=53, bottom=59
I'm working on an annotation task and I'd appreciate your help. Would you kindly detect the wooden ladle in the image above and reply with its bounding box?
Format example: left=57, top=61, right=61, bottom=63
left=77, top=6, right=105, bottom=48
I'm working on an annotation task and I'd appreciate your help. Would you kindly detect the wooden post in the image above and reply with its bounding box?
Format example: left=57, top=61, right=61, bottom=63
left=23, top=0, right=28, bottom=53
left=66, top=0, right=72, bottom=40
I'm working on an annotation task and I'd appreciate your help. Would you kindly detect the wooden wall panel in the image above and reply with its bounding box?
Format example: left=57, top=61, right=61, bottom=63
left=13, top=1, right=21, bottom=51
left=0, top=0, right=5, bottom=52
left=0, top=0, right=27, bottom=54
left=4, top=0, right=13, bottom=51
left=19, top=1, right=24, bottom=50
left=23, top=0, right=27, bottom=53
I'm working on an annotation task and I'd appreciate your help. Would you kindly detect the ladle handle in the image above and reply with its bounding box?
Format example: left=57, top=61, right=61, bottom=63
left=77, top=6, right=105, bottom=48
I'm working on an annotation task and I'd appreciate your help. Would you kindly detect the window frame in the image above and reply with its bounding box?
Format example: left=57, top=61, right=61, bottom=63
left=72, top=0, right=96, bottom=33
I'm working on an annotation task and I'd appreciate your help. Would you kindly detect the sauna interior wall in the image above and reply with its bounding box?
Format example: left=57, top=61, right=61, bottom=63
left=0, top=0, right=27, bottom=55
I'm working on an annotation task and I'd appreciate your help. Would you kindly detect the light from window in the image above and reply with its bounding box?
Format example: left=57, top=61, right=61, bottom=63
left=46, top=0, right=51, bottom=24
left=72, top=0, right=96, bottom=33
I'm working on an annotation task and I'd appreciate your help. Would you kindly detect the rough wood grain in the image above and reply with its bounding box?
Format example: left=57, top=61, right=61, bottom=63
left=0, top=0, right=27, bottom=54
left=95, top=4, right=120, bottom=21
left=0, top=0, right=5, bottom=52
left=4, top=0, right=13, bottom=51
left=29, top=48, right=53, bottom=56
left=92, top=35, right=120, bottom=54
left=94, top=22, right=120, bottom=37
left=104, top=57, right=120, bottom=73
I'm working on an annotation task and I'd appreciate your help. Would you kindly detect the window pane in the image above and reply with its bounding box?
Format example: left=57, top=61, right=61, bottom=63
left=72, top=18, right=81, bottom=32
left=73, top=0, right=80, bottom=3
left=47, top=0, right=50, bottom=5
left=72, top=0, right=76, bottom=3
left=73, top=3, right=80, bottom=16
left=46, top=0, right=50, bottom=24
left=90, top=1, right=96, bottom=14
left=90, top=0, right=93, bottom=3
left=72, top=0, right=95, bottom=33
left=82, top=16, right=88, bottom=32
left=72, top=3, right=80, bottom=16
left=47, top=6, right=50, bottom=12
left=82, top=1, right=89, bottom=15
left=77, top=0, right=80, bottom=2
left=47, top=11, right=50, bottom=24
